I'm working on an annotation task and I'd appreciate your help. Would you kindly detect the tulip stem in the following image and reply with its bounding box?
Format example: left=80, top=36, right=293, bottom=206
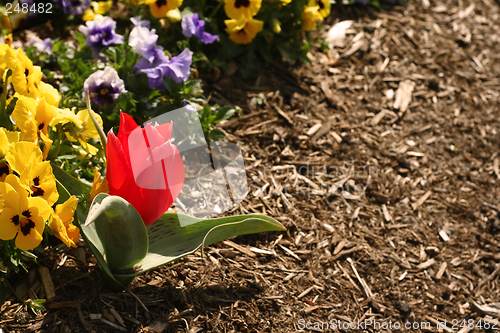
left=86, top=92, right=107, bottom=154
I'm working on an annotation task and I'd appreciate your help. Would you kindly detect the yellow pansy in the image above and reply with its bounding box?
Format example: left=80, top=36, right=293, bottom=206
left=308, top=0, right=330, bottom=18
left=0, top=43, right=10, bottom=78
left=0, top=174, right=52, bottom=251
left=35, top=99, right=57, bottom=159
left=0, top=162, right=12, bottom=182
left=39, top=82, right=61, bottom=107
left=12, top=94, right=57, bottom=158
left=301, top=5, right=322, bottom=31
left=49, top=108, right=83, bottom=128
left=225, top=18, right=264, bottom=44
left=19, top=161, right=59, bottom=206
left=224, top=0, right=261, bottom=20
left=49, top=196, right=79, bottom=248
left=11, top=94, right=38, bottom=143
left=83, top=0, right=113, bottom=21
left=0, top=128, right=20, bottom=158
left=89, top=167, right=110, bottom=202
left=148, top=0, right=183, bottom=18
left=166, top=8, right=182, bottom=22
left=75, top=108, right=103, bottom=141
left=54, top=108, right=102, bottom=155
left=5, top=47, right=41, bottom=98
left=5, top=141, right=42, bottom=176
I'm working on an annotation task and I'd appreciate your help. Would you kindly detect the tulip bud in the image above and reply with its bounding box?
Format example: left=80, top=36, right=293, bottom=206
left=166, top=9, right=182, bottom=23
left=85, top=194, right=149, bottom=271
left=271, top=18, right=281, bottom=34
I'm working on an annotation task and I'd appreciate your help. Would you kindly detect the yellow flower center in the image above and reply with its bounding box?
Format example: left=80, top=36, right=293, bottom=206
left=100, top=88, right=108, bottom=95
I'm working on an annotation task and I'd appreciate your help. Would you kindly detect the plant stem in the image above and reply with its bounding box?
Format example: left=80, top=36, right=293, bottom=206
left=208, top=1, right=224, bottom=19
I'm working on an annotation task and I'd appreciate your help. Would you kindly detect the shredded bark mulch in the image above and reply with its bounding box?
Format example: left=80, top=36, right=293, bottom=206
left=2, top=0, right=500, bottom=332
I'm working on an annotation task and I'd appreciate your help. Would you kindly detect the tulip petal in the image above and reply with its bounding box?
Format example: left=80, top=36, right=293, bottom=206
left=117, top=111, right=139, bottom=157
left=106, top=131, right=133, bottom=197
left=161, top=142, right=185, bottom=203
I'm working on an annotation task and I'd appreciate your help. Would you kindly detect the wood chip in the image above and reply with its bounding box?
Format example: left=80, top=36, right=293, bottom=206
left=333, top=239, right=347, bottom=255
left=306, top=123, right=322, bottom=136
left=109, top=307, right=126, bottom=327
left=332, top=244, right=364, bottom=260
left=370, top=109, right=388, bottom=126
left=435, top=262, right=447, bottom=280
left=393, top=80, right=415, bottom=112
left=101, top=318, right=127, bottom=332
left=471, top=300, right=500, bottom=318
left=273, top=105, right=294, bottom=125
left=38, top=266, right=56, bottom=300
left=297, top=286, right=315, bottom=299
left=417, top=258, right=436, bottom=270
left=381, top=204, right=392, bottom=222
left=347, top=258, right=373, bottom=298
left=439, top=230, right=450, bottom=242
left=222, top=240, right=256, bottom=257
left=412, top=190, right=432, bottom=210
left=494, top=157, right=500, bottom=179
left=322, top=223, right=335, bottom=232
left=249, top=247, right=275, bottom=255
left=278, top=244, right=301, bottom=261
left=330, top=131, right=343, bottom=143
left=336, top=262, right=362, bottom=293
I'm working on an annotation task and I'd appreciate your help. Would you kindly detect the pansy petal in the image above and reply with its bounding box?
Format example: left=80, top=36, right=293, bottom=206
left=6, top=142, right=43, bottom=175
left=49, top=214, right=74, bottom=247
left=0, top=207, right=20, bottom=240
left=28, top=197, right=53, bottom=226
left=15, top=224, right=43, bottom=251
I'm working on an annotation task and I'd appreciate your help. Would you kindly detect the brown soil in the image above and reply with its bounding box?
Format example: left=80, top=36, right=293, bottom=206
left=2, top=0, right=500, bottom=332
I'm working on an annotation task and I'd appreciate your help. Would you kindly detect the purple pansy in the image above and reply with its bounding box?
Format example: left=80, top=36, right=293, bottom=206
left=55, top=0, right=91, bottom=15
left=26, top=35, right=52, bottom=54
left=183, top=100, right=197, bottom=114
left=134, top=47, right=192, bottom=90
left=79, top=15, right=124, bottom=57
left=163, top=48, right=193, bottom=83
left=131, top=16, right=151, bottom=29
left=83, top=66, right=126, bottom=106
left=181, top=13, right=218, bottom=44
left=129, top=24, right=158, bottom=63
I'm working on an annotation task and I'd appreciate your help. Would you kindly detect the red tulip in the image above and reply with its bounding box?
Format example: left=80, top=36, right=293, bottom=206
left=106, top=111, right=185, bottom=226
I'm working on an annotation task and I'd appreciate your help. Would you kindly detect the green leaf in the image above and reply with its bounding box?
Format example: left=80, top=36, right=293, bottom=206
left=214, top=106, right=235, bottom=122
left=83, top=194, right=148, bottom=271
left=78, top=203, right=285, bottom=290
left=51, top=162, right=91, bottom=197
left=209, top=128, right=226, bottom=141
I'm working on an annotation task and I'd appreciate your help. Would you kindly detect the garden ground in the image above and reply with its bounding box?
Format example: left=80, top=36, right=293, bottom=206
left=1, top=0, right=500, bottom=331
